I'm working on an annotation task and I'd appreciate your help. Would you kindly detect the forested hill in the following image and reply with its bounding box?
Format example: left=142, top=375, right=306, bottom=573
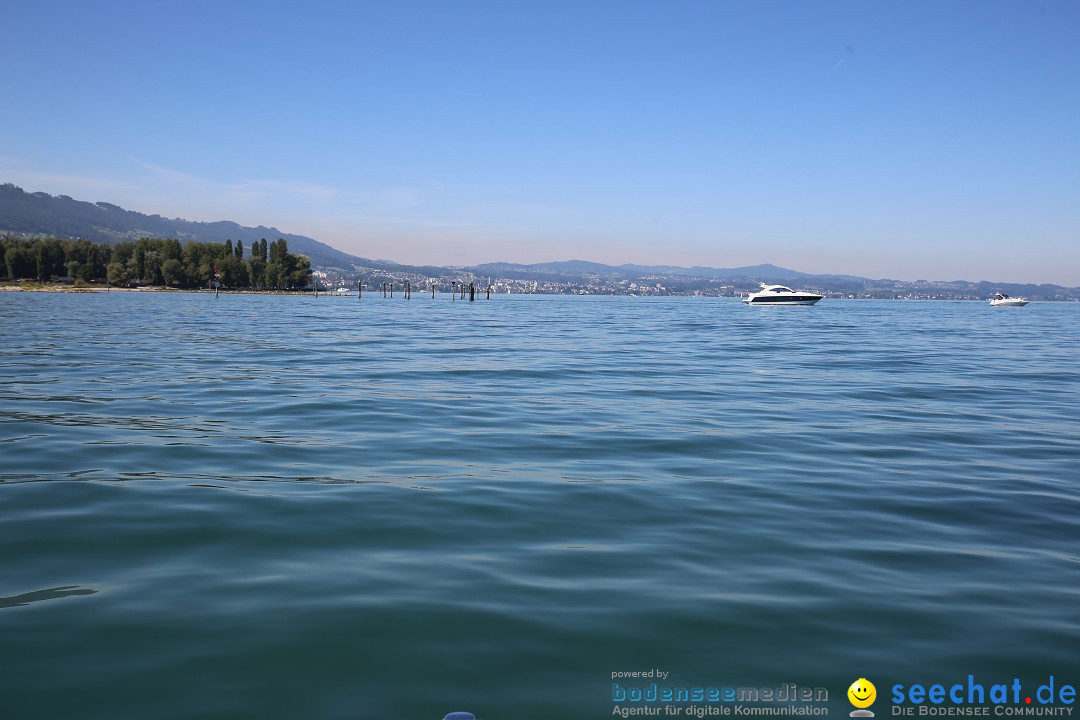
left=0, top=183, right=368, bottom=271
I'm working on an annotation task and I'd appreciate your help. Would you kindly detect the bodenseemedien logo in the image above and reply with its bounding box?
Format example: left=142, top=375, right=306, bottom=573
left=849, top=678, right=877, bottom=717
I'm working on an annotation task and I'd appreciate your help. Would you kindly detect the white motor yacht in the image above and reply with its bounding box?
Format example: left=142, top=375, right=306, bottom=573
left=742, top=283, right=824, bottom=305
left=989, top=292, right=1028, bottom=307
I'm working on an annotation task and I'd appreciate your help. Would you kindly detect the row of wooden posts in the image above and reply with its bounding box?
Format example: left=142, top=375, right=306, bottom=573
left=349, top=281, right=491, bottom=300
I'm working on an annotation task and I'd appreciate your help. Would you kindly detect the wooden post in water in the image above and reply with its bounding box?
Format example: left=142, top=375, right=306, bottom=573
left=432, top=282, right=435, bottom=299
left=486, top=284, right=490, bottom=300
left=469, top=281, right=475, bottom=302
left=382, top=282, right=386, bottom=298
left=358, top=280, right=362, bottom=299
left=390, top=282, right=394, bottom=298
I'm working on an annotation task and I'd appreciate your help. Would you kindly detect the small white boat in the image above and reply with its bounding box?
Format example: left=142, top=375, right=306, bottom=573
left=989, top=292, right=1028, bottom=307
left=742, top=283, right=824, bottom=305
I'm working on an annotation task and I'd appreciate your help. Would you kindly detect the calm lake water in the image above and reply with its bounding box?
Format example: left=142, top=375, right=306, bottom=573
left=2, top=292, right=1078, bottom=719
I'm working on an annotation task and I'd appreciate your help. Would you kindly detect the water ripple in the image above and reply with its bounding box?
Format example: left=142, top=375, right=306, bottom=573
left=2, top=293, right=1079, bottom=717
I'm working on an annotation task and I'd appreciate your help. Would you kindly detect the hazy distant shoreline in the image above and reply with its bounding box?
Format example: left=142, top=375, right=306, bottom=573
left=4, top=284, right=1075, bottom=302
left=3, top=187, right=1077, bottom=297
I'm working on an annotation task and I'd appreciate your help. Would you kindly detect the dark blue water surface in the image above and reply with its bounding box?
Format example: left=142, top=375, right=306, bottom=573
left=2, top=292, right=1078, bottom=719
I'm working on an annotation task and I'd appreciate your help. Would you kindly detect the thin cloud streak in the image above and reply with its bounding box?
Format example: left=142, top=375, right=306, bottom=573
left=4, top=158, right=430, bottom=222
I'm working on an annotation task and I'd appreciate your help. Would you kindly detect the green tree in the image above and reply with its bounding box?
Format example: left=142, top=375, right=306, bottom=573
left=107, top=262, right=128, bottom=286
left=265, top=261, right=285, bottom=289
left=163, top=239, right=182, bottom=262
left=218, top=254, right=245, bottom=288
left=269, top=238, right=288, bottom=264
left=5, top=245, right=35, bottom=279
left=1, top=234, right=320, bottom=290
left=110, top=242, right=135, bottom=267
left=288, top=255, right=313, bottom=289
left=76, top=260, right=96, bottom=283
left=161, top=258, right=184, bottom=286
left=234, top=258, right=249, bottom=288
left=144, top=250, right=164, bottom=285
left=32, top=238, right=63, bottom=280
left=132, top=238, right=152, bottom=280
left=248, top=257, right=266, bottom=289
left=183, top=241, right=227, bottom=287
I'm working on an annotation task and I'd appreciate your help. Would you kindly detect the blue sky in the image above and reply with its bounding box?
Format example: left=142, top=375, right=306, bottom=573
left=3, top=1, right=1078, bottom=284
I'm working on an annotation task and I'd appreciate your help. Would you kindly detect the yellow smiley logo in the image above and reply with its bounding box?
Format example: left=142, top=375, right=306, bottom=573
left=848, top=678, right=877, bottom=709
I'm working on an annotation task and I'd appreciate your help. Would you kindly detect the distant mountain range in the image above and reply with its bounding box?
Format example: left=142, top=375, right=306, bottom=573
left=2, top=183, right=1076, bottom=298
left=0, top=183, right=829, bottom=282
left=0, top=183, right=366, bottom=270
left=471, top=259, right=867, bottom=283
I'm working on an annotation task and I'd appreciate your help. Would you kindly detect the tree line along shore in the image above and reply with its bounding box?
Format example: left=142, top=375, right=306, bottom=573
left=1, top=236, right=313, bottom=290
